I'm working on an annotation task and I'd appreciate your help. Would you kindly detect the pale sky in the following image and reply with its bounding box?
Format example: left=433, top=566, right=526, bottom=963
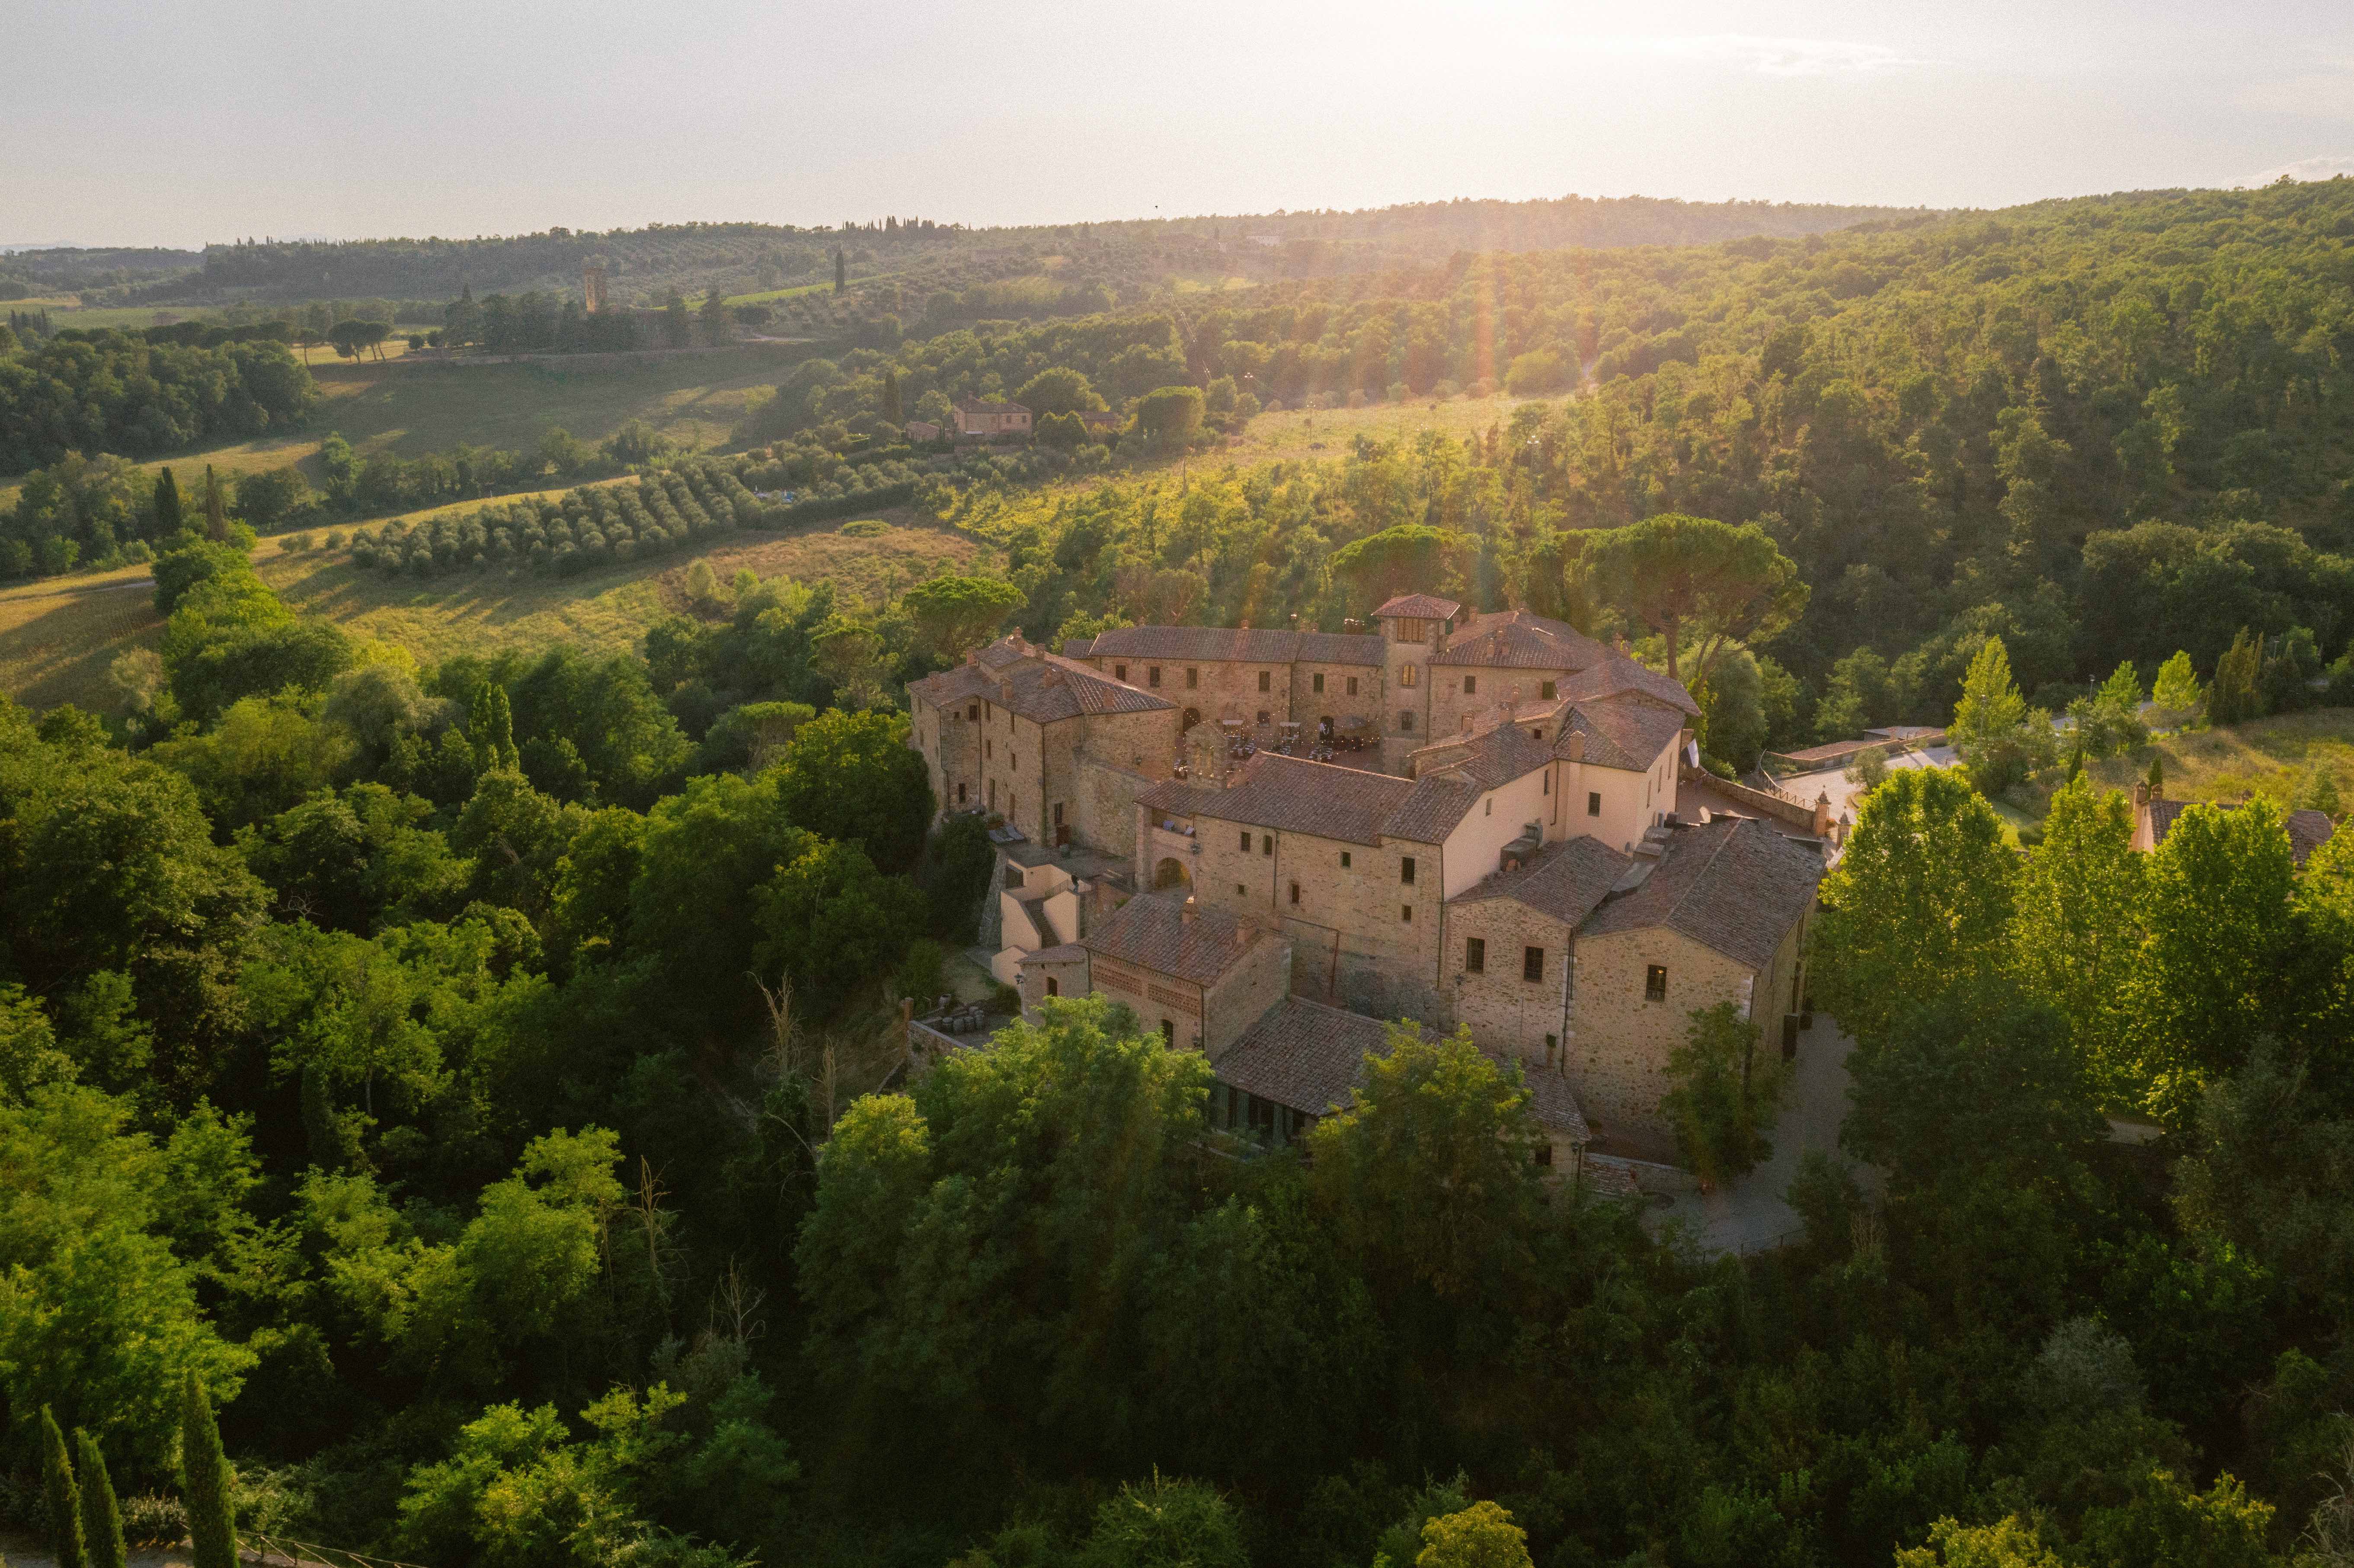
left=7, top=0, right=2354, bottom=249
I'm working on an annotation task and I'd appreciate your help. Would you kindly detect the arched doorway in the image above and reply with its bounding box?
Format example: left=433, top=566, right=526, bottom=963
left=1182, top=707, right=1201, bottom=732
left=1154, top=857, right=1190, bottom=890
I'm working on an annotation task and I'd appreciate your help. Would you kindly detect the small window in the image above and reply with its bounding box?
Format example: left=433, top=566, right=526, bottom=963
left=1347, top=676, right=1359, bottom=695
left=1149, top=666, right=1162, bottom=687
left=1052, top=802, right=1064, bottom=827
left=1540, top=680, right=1556, bottom=700
left=957, top=783, right=967, bottom=804
left=986, top=740, right=993, bottom=760
left=1401, top=664, right=1418, bottom=688
left=1523, top=946, right=1544, bottom=983
left=1258, top=671, right=1271, bottom=693
left=1161, top=1019, right=1175, bottom=1043
left=1312, top=673, right=1325, bottom=693
left=1289, top=881, right=1301, bottom=905
left=1261, top=835, right=1273, bottom=857
left=1186, top=667, right=1199, bottom=689
left=1399, top=711, right=1416, bottom=733
left=1400, top=856, right=1416, bottom=885
left=1535, top=1142, right=1554, bottom=1168
left=1401, top=904, right=1413, bottom=923
left=1257, top=709, right=1270, bottom=725
left=1542, top=771, right=1551, bottom=794
left=1465, top=937, right=1485, bottom=974
left=1045, top=976, right=1059, bottom=997
left=1236, top=883, right=1246, bottom=897
left=967, top=703, right=979, bottom=721
left=1587, top=791, right=1602, bottom=817
left=1115, top=664, right=1128, bottom=682
left=1463, top=674, right=1477, bottom=695
left=1484, top=797, right=1492, bottom=816
left=1340, top=850, right=1352, bottom=869
left=1239, top=830, right=1251, bottom=852
left=1646, top=965, right=1668, bottom=1003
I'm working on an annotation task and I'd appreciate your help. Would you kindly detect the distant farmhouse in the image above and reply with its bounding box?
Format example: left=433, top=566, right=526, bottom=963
left=908, top=596, right=1828, bottom=1180
left=950, top=398, right=1032, bottom=438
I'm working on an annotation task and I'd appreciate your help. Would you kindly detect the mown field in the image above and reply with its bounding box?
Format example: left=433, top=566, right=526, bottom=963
left=0, top=339, right=824, bottom=513
left=0, top=511, right=988, bottom=712
left=2086, top=710, right=2354, bottom=809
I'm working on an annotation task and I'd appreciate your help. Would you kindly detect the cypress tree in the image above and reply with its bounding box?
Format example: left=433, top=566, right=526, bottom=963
left=201, top=465, right=229, bottom=542
left=181, top=1373, right=237, bottom=1568
left=40, top=1405, right=88, bottom=1568
left=882, top=368, right=903, bottom=425
left=153, top=467, right=184, bottom=538
left=834, top=246, right=845, bottom=294
left=75, top=1431, right=127, bottom=1568
left=469, top=681, right=517, bottom=774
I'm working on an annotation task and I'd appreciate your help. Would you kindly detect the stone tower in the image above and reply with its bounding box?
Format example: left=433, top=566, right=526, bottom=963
left=582, top=262, right=608, bottom=315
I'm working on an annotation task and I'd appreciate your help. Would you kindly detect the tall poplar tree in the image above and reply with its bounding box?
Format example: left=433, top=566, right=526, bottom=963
left=201, top=465, right=228, bottom=542
left=469, top=681, right=518, bottom=775
left=181, top=1373, right=237, bottom=1568
left=75, top=1430, right=128, bottom=1568
left=41, top=1405, right=88, bottom=1568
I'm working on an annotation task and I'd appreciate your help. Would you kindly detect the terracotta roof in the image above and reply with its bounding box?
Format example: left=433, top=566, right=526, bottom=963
left=1019, top=942, right=1087, bottom=964
left=955, top=398, right=1030, bottom=415
left=908, top=640, right=1173, bottom=724
left=1083, top=893, right=1276, bottom=985
left=1556, top=695, right=1689, bottom=773
left=1081, top=624, right=1385, bottom=667
left=1556, top=655, right=1701, bottom=716
left=1215, top=998, right=1589, bottom=1139
left=1450, top=836, right=1631, bottom=926
left=1375, top=593, right=1463, bottom=620
left=1378, top=775, right=1487, bottom=844
left=1135, top=753, right=1481, bottom=846
left=1580, top=817, right=1824, bottom=971
left=1432, top=610, right=1612, bottom=671
left=1408, top=721, right=1556, bottom=789
left=2145, top=798, right=2338, bottom=867
left=1078, top=409, right=1123, bottom=428
left=1062, top=636, right=1097, bottom=657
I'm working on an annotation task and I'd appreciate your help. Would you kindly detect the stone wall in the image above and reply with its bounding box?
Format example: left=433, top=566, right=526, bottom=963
left=1567, top=926, right=1757, bottom=1141
left=1071, top=753, right=1156, bottom=862
left=1202, top=930, right=1295, bottom=1058
left=1446, top=898, right=1579, bottom=1069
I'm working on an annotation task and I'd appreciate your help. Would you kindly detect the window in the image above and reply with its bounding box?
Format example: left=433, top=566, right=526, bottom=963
left=1186, top=667, right=1199, bottom=689
left=1115, top=663, right=1128, bottom=683
left=1045, top=977, right=1059, bottom=997
left=1395, top=618, right=1430, bottom=644
left=1052, top=802, right=1064, bottom=828
left=1160, top=1019, right=1175, bottom=1043
left=1312, top=673, right=1325, bottom=694
left=1542, top=771, right=1550, bottom=795
left=1400, top=856, right=1416, bottom=885
left=1256, top=709, right=1270, bottom=725
left=1463, top=674, right=1478, bottom=695
left=1261, top=835, right=1273, bottom=857
left=1587, top=791, right=1602, bottom=817
left=1646, top=965, right=1668, bottom=1003
left=986, top=739, right=993, bottom=760
left=1535, top=1142, right=1554, bottom=1168
left=1347, top=676, right=1359, bottom=695
left=1401, top=663, right=1418, bottom=688
left=1149, top=666, right=1162, bottom=687
left=1235, top=883, right=1246, bottom=897
left=1484, top=797, right=1492, bottom=816
left=966, top=703, right=979, bottom=721
left=1540, top=680, right=1556, bottom=700
left=1465, top=937, right=1486, bottom=974
left=1340, top=850, right=1351, bottom=868
left=1523, top=946, right=1545, bottom=983
left=957, top=783, right=967, bottom=804
left=1399, top=711, right=1416, bottom=733
left=1239, top=830, right=1251, bottom=852
left=1401, top=904, right=1413, bottom=923
left=1289, top=881, right=1301, bottom=905
left=1258, top=670, right=1271, bottom=693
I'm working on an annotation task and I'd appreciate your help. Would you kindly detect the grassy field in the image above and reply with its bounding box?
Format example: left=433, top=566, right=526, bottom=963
left=0, top=341, right=818, bottom=513
left=0, top=512, right=991, bottom=714
left=1219, top=392, right=1536, bottom=465
left=2085, top=711, right=2354, bottom=811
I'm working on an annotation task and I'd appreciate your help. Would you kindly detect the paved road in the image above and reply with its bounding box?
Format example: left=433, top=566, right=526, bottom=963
left=1645, top=1016, right=1877, bottom=1255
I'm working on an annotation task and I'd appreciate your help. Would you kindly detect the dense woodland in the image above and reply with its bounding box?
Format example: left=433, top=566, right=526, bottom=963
left=12, top=181, right=2354, bottom=1568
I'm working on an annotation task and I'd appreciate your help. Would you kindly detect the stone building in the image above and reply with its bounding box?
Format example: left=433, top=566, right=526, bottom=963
left=951, top=398, right=1033, bottom=438
left=906, top=602, right=1825, bottom=1182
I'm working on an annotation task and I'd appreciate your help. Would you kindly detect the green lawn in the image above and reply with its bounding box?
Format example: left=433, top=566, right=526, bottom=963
left=2083, top=709, right=2354, bottom=812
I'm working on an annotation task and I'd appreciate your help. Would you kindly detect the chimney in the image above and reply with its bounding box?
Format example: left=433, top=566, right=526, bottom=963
left=998, top=680, right=1016, bottom=704
left=1566, top=729, right=1586, bottom=764
left=1041, top=667, right=1062, bottom=687
left=966, top=648, right=979, bottom=666
left=1813, top=791, right=1833, bottom=839
left=2133, top=781, right=2149, bottom=808
left=1179, top=896, right=1198, bottom=926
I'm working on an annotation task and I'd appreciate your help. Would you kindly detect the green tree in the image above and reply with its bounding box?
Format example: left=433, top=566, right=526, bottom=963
left=76, top=1429, right=128, bottom=1568
left=1082, top=1474, right=1247, bottom=1568
left=1580, top=513, right=1807, bottom=685
left=42, top=1405, right=88, bottom=1568
left=2208, top=626, right=2265, bottom=726
left=899, top=574, right=1024, bottom=660
left=770, top=707, right=933, bottom=873
left=2011, top=779, right=2146, bottom=1098
left=753, top=835, right=925, bottom=1013
left=1417, top=1502, right=1533, bottom=1568
left=833, top=247, right=845, bottom=293
left=1896, top=1517, right=2067, bottom=1567
left=1305, top=1023, right=1544, bottom=1303
left=1015, top=366, right=1103, bottom=419
left=1329, top=524, right=1466, bottom=611
left=1950, top=636, right=2035, bottom=791
left=2130, top=799, right=2297, bottom=1125
left=1660, top=1002, right=1783, bottom=1187
left=2150, top=651, right=2202, bottom=727
left=663, top=291, right=691, bottom=348
left=1133, top=385, right=1206, bottom=450
left=151, top=467, right=183, bottom=539
left=881, top=367, right=902, bottom=424
left=1813, top=766, right=2018, bottom=1043
left=200, top=464, right=229, bottom=542
left=469, top=681, right=518, bottom=775
left=699, top=288, right=730, bottom=347
left=180, top=1372, right=236, bottom=1568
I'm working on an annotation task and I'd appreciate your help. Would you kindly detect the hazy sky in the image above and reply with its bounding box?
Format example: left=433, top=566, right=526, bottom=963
left=9, top=0, right=2354, bottom=249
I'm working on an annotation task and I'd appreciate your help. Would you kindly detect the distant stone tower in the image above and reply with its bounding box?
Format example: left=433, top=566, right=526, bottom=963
left=582, top=262, right=608, bottom=315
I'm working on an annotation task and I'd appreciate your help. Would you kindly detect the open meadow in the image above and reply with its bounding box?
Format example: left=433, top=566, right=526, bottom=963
left=0, top=510, right=988, bottom=712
